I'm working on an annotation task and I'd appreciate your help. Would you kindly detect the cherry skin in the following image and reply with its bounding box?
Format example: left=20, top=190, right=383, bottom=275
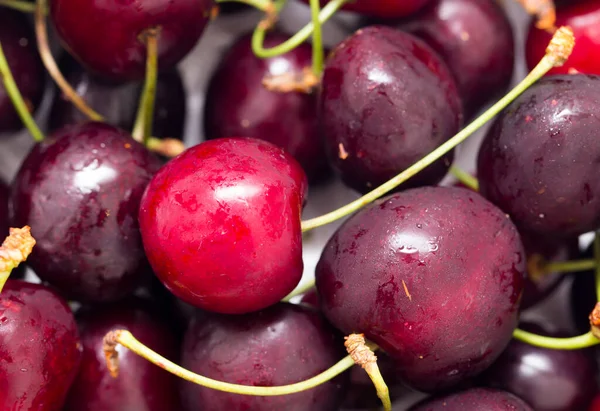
left=396, top=0, right=515, bottom=118
left=315, top=186, right=526, bottom=392
left=49, top=0, right=215, bottom=81
left=10, top=122, right=163, bottom=302
left=180, top=302, right=348, bottom=411
left=139, top=137, right=307, bottom=314
left=204, top=32, right=328, bottom=182
left=0, top=9, right=45, bottom=134
left=478, top=74, right=600, bottom=239
left=301, top=0, right=433, bottom=19
left=321, top=25, right=462, bottom=194
left=64, top=298, right=182, bottom=411
left=0, top=280, right=83, bottom=410
left=409, top=388, right=533, bottom=410
left=526, top=0, right=600, bottom=75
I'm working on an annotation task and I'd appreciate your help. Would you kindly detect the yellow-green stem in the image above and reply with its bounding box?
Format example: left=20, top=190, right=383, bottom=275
left=309, top=0, right=324, bottom=75
left=513, top=329, right=599, bottom=350
left=365, top=363, right=392, bottom=411
left=450, top=165, right=479, bottom=191
left=0, top=0, right=44, bottom=13
left=544, top=259, right=596, bottom=274
left=282, top=281, right=315, bottom=302
left=215, top=0, right=272, bottom=10
left=132, top=29, right=159, bottom=145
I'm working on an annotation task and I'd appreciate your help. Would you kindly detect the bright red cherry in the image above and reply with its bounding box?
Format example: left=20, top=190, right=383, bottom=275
left=301, top=0, right=433, bottom=18
left=139, top=137, right=308, bottom=314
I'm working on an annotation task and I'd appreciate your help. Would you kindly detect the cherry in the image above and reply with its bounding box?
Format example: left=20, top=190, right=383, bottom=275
left=139, top=137, right=307, bottom=314
left=0, top=280, right=83, bottom=410
left=301, top=0, right=434, bottom=19
left=204, top=32, right=328, bottom=182
left=179, top=302, right=348, bottom=410
left=526, top=0, right=600, bottom=76
left=395, top=0, right=515, bottom=118
left=320, top=25, right=462, bottom=194
left=408, top=388, right=533, bottom=410
left=315, top=186, right=526, bottom=392
left=10, top=122, right=163, bottom=302
left=49, top=56, right=186, bottom=139
left=478, top=74, right=600, bottom=239
left=0, top=8, right=45, bottom=134
left=64, top=298, right=182, bottom=411
left=49, top=0, right=215, bottom=81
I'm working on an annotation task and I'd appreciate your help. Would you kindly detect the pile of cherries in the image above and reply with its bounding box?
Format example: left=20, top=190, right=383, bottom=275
left=1, top=0, right=600, bottom=410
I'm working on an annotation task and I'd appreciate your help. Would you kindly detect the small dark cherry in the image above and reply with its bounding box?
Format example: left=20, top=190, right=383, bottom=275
left=300, top=0, right=434, bottom=18
left=139, top=137, right=307, bottom=314
left=180, top=303, right=348, bottom=411
left=409, top=388, right=533, bottom=411
left=49, top=0, right=215, bottom=81
left=320, top=25, right=462, bottom=194
left=316, top=186, right=526, bottom=392
left=10, top=122, right=163, bottom=302
left=0, top=280, right=83, bottom=410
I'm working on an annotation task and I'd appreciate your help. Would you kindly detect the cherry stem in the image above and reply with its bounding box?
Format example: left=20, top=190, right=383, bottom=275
left=146, top=137, right=186, bottom=158
left=103, top=329, right=356, bottom=396
left=309, top=0, right=324, bottom=76
left=0, top=41, right=44, bottom=142
left=0, top=226, right=35, bottom=293
left=35, top=0, right=104, bottom=122
left=132, top=28, right=159, bottom=145
left=449, top=165, right=479, bottom=191
left=300, top=26, right=575, bottom=233
left=215, top=0, right=278, bottom=28
left=514, top=0, right=556, bottom=32
left=251, top=0, right=347, bottom=59
left=594, top=233, right=600, bottom=301
left=543, top=259, right=596, bottom=274
left=0, top=0, right=45, bottom=13
left=282, top=281, right=315, bottom=302
left=513, top=328, right=599, bottom=350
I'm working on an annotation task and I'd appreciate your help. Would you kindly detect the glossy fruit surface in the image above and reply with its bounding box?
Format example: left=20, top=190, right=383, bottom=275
left=49, top=0, right=214, bottom=81
left=321, top=25, right=462, bottom=194
left=139, top=137, right=307, bottom=314
left=180, top=303, right=348, bottom=410
left=64, top=298, right=181, bottom=411
left=478, top=74, right=600, bottom=238
left=316, top=186, right=526, bottom=392
left=409, top=388, right=533, bottom=410
left=10, top=122, right=162, bottom=302
left=0, top=9, right=45, bottom=133
left=0, top=280, right=83, bottom=410
left=301, top=0, right=433, bottom=18
left=526, top=0, right=600, bottom=75
left=204, top=32, right=327, bottom=182
left=397, top=0, right=514, bottom=117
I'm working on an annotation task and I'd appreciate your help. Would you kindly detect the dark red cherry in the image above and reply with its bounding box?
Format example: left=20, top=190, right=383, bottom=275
left=301, top=0, right=433, bottom=18
left=180, top=302, right=348, bottom=411
left=139, top=137, right=307, bottom=314
left=0, top=8, right=45, bottom=134
left=409, top=388, right=533, bottom=410
left=49, top=0, right=214, bottom=81
left=10, top=122, right=162, bottom=302
left=50, top=56, right=186, bottom=139
left=315, top=186, right=526, bottom=392
left=321, top=25, right=462, bottom=194
left=64, top=298, right=182, bottom=411
left=204, top=32, right=328, bottom=182
left=478, top=74, right=600, bottom=239
left=526, top=0, right=600, bottom=76
left=395, top=0, right=515, bottom=117
left=0, top=280, right=83, bottom=410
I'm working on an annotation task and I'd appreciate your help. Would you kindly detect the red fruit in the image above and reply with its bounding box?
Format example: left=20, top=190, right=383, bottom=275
left=301, top=0, right=433, bottom=19
left=139, top=137, right=307, bottom=314
left=409, top=388, right=533, bottom=410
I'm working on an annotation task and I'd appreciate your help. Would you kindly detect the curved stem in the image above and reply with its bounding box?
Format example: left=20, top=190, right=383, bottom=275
left=513, top=329, right=600, bottom=350
left=300, top=27, right=575, bottom=233
left=309, top=0, right=324, bottom=76
left=282, top=282, right=315, bottom=302
left=450, top=166, right=479, bottom=191
left=543, top=259, right=596, bottom=274
left=0, top=226, right=36, bottom=293
left=0, top=0, right=45, bottom=13
left=132, top=28, right=159, bottom=144
left=215, top=0, right=272, bottom=9
left=35, top=0, right=103, bottom=122
left=103, top=329, right=354, bottom=396
left=0, top=42, right=44, bottom=142
left=594, top=233, right=600, bottom=301
left=252, top=0, right=346, bottom=59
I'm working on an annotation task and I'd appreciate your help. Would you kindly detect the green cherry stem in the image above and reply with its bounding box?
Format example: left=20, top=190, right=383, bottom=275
left=543, top=259, right=596, bottom=274
left=0, top=0, right=45, bottom=13
left=513, top=329, right=600, bottom=350
left=309, top=0, right=324, bottom=75
left=215, top=0, right=273, bottom=10
left=132, top=28, right=159, bottom=145
left=0, top=226, right=36, bottom=293
left=449, top=165, right=479, bottom=191
left=104, top=329, right=358, bottom=395
left=0, top=41, right=44, bottom=142
left=300, top=26, right=576, bottom=233
left=282, top=282, right=314, bottom=302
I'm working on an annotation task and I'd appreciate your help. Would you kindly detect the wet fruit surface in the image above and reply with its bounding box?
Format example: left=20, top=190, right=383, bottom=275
left=409, top=388, right=533, bottom=410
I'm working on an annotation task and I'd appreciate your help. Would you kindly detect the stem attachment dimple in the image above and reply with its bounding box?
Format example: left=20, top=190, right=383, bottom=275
left=0, top=226, right=36, bottom=293
left=132, top=27, right=160, bottom=145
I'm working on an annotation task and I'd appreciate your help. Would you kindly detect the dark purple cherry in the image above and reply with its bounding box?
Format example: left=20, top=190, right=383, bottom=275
left=301, top=0, right=434, bottom=19
left=64, top=298, right=182, bottom=411
left=180, top=302, right=348, bottom=411
left=478, top=74, right=600, bottom=239
left=139, top=137, right=307, bottom=314
left=10, top=122, right=163, bottom=302
left=0, top=280, right=83, bottom=410
left=0, top=8, right=45, bottom=134
left=395, top=0, right=515, bottom=117
left=316, top=186, right=526, bottom=392
left=321, top=25, right=462, bottom=194
left=50, top=56, right=186, bottom=139
left=204, top=32, right=328, bottom=182
left=409, top=388, right=533, bottom=410
left=49, top=0, right=214, bottom=81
